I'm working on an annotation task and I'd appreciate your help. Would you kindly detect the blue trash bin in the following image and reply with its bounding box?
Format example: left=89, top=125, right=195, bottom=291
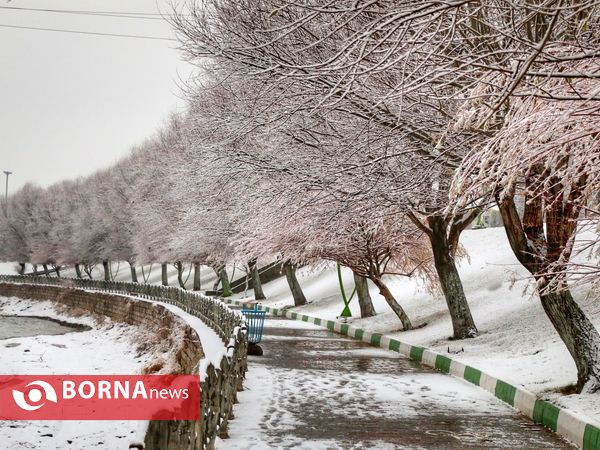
left=241, top=303, right=266, bottom=344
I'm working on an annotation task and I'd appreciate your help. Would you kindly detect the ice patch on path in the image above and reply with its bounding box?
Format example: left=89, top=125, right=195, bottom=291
left=365, top=373, right=512, bottom=417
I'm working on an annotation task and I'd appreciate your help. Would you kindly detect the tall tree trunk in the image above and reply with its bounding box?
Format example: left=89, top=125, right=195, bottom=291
left=427, top=216, right=478, bottom=339
left=539, top=285, right=600, bottom=393
left=371, top=276, right=412, bottom=330
left=75, top=263, right=82, bottom=279
left=497, top=190, right=600, bottom=393
left=141, top=264, right=152, bottom=284
left=282, top=260, right=306, bottom=306
left=213, top=268, right=221, bottom=291
left=161, top=263, right=169, bottom=286
left=42, top=264, right=50, bottom=277
left=219, top=267, right=232, bottom=297
left=102, top=260, right=110, bottom=281
left=17, top=263, right=25, bottom=276
left=248, top=258, right=266, bottom=300
left=353, top=271, right=376, bottom=318
left=193, top=262, right=201, bottom=291
left=83, top=265, right=94, bottom=279
left=175, top=261, right=186, bottom=289
left=129, top=262, right=138, bottom=283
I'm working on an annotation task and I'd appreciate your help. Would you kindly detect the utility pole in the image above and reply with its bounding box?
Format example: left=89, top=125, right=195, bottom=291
left=3, top=171, right=12, bottom=201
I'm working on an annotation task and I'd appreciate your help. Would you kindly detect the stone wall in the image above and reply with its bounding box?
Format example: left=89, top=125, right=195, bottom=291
left=0, top=280, right=248, bottom=450
left=0, top=283, right=202, bottom=370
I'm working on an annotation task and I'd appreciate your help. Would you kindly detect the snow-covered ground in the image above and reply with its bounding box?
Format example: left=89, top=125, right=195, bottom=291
left=0, top=296, right=153, bottom=449
left=231, top=227, right=600, bottom=427
left=0, top=262, right=19, bottom=275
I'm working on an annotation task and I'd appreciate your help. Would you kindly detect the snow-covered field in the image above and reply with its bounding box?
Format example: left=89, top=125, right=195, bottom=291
left=0, top=296, right=152, bottom=449
left=231, top=227, right=600, bottom=427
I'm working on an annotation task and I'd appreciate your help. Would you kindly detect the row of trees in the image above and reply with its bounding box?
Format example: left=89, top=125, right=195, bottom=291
left=1, top=0, right=599, bottom=392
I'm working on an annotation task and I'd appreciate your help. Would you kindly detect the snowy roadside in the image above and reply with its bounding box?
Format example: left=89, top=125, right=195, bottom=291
left=0, top=295, right=155, bottom=449
left=231, top=227, right=600, bottom=427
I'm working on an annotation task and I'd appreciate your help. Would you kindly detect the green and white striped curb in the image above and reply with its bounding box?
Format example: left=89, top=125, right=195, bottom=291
left=223, top=297, right=600, bottom=450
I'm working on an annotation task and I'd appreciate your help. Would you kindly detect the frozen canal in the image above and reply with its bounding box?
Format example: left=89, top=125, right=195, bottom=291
left=0, top=315, right=87, bottom=340
left=219, top=318, right=574, bottom=449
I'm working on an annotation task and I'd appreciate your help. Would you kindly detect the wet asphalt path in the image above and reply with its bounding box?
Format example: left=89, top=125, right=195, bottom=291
left=221, top=317, right=573, bottom=450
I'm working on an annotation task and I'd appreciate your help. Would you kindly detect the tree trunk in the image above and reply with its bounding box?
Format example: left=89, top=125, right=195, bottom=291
left=539, top=286, right=600, bottom=393
left=282, top=260, right=307, bottom=306
left=497, top=192, right=600, bottom=393
left=248, top=259, right=266, bottom=300
left=102, top=260, right=110, bottom=281
left=193, top=262, right=201, bottom=291
left=161, top=263, right=169, bottom=286
left=17, top=263, right=25, bottom=276
left=353, top=272, right=376, bottom=318
left=54, top=266, right=61, bottom=278
left=42, top=264, right=50, bottom=277
left=129, top=262, right=138, bottom=283
left=371, top=276, right=412, bottom=330
left=175, top=262, right=186, bottom=289
left=428, top=216, right=478, bottom=339
left=75, top=263, right=82, bottom=279
left=213, top=268, right=221, bottom=291
left=141, top=264, right=152, bottom=284
left=219, top=267, right=232, bottom=297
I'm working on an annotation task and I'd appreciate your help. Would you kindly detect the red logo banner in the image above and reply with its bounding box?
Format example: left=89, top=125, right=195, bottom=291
left=0, top=375, right=200, bottom=420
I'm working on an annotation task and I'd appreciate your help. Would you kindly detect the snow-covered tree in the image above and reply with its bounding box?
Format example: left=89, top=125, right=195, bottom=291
left=453, top=63, right=600, bottom=393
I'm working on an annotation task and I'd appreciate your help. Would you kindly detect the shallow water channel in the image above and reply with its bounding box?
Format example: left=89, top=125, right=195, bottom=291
left=0, top=315, right=88, bottom=340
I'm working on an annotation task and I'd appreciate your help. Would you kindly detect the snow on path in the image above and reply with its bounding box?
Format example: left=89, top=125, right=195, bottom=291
left=218, top=318, right=573, bottom=450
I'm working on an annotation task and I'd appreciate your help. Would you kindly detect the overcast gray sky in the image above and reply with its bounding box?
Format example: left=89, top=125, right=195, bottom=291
left=0, top=0, right=193, bottom=194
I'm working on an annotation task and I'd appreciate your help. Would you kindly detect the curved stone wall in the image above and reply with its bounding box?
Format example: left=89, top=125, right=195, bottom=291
left=0, top=280, right=248, bottom=450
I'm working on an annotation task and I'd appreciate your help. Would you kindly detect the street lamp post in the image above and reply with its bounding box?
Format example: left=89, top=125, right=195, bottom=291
left=3, top=171, right=12, bottom=201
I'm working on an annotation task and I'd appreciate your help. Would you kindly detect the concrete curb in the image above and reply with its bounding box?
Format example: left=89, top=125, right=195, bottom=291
left=224, top=297, right=600, bottom=450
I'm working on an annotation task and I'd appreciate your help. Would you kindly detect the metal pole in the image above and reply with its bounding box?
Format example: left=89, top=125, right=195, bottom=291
left=4, top=170, right=12, bottom=201
left=3, top=171, right=12, bottom=201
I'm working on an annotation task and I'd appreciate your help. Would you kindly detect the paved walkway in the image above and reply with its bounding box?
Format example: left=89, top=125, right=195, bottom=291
left=219, top=318, right=573, bottom=449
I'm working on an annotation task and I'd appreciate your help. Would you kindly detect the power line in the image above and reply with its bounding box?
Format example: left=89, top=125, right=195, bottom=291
left=0, top=24, right=177, bottom=41
left=0, top=5, right=176, bottom=20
